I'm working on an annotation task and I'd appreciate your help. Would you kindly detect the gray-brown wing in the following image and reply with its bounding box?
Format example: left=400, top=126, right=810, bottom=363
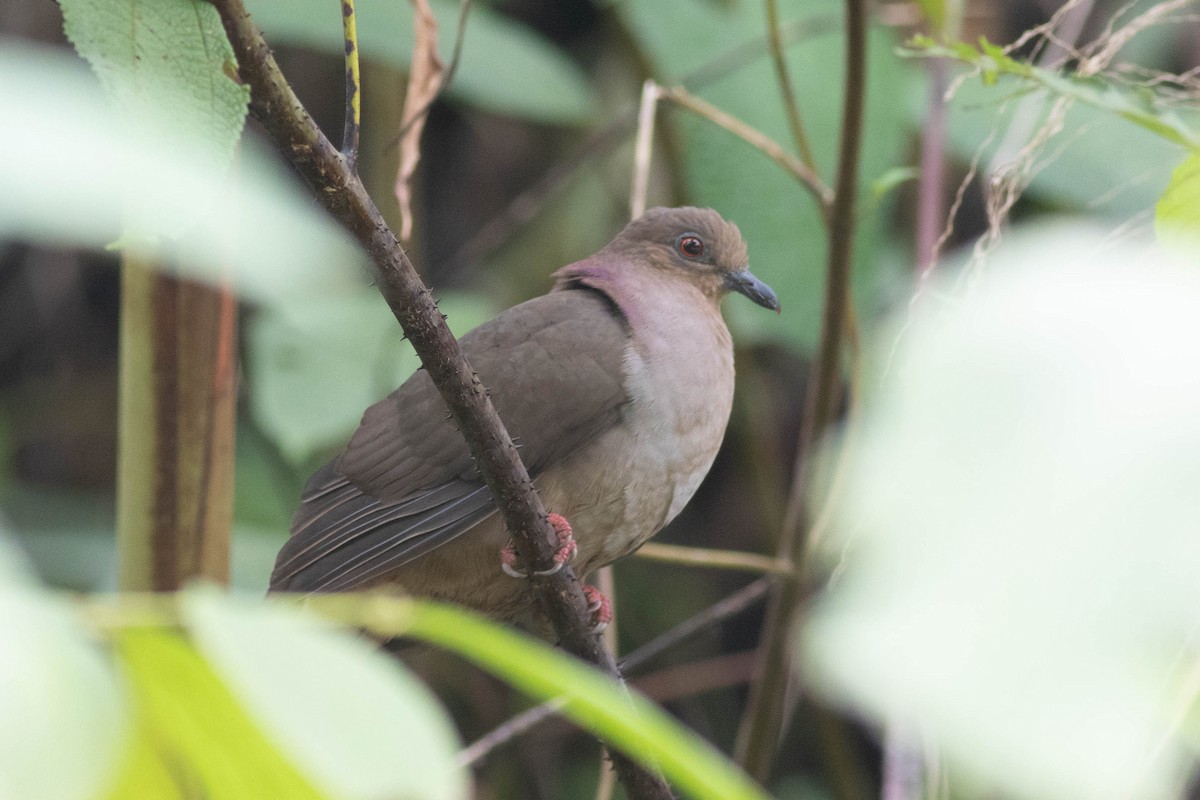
left=270, top=289, right=629, bottom=592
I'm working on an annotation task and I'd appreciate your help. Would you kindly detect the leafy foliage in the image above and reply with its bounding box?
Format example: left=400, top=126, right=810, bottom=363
left=806, top=225, right=1200, bottom=799
left=618, top=0, right=914, bottom=348
left=906, top=35, right=1200, bottom=149
left=246, top=0, right=595, bottom=124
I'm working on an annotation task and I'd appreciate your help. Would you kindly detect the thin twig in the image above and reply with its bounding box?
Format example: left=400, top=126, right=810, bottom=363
left=386, top=0, right=473, bottom=152
left=340, top=0, right=361, bottom=171
left=659, top=86, right=832, bottom=209
left=448, top=13, right=842, bottom=272
left=459, top=578, right=773, bottom=767
left=734, top=0, right=869, bottom=780
left=633, top=651, right=759, bottom=702
left=208, top=3, right=670, bottom=797
left=456, top=698, right=569, bottom=767
left=630, top=80, right=661, bottom=218
left=764, top=0, right=817, bottom=167
left=915, top=55, right=949, bottom=274
left=635, top=542, right=793, bottom=575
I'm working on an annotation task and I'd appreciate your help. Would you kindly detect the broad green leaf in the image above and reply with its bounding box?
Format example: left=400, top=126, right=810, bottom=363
left=805, top=223, right=1200, bottom=799
left=617, top=0, right=914, bottom=348
left=0, top=41, right=361, bottom=305
left=102, top=726, right=184, bottom=800
left=1156, top=152, right=1200, bottom=247
left=184, top=588, right=467, bottom=800
left=116, top=629, right=323, bottom=799
left=247, top=0, right=594, bottom=124
left=0, top=587, right=128, bottom=800
left=247, top=290, right=496, bottom=465
left=399, top=600, right=771, bottom=800
left=60, top=0, right=250, bottom=238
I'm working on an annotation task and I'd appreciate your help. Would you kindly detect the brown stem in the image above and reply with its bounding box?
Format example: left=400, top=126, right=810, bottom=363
left=118, top=258, right=235, bottom=591
left=734, top=0, right=869, bottom=780
left=764, top=0, right=818, bottom=168
left=659, top=86, right=832, bottom=209
left=460, top=577, right=773, bottom=767
left=915, top=56, right=948, bottom=274
left=208, top=2, right=671, bottom=797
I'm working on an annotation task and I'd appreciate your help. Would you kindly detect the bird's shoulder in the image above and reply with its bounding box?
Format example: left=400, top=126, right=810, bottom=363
left=336, top=287, right=632, bottom=501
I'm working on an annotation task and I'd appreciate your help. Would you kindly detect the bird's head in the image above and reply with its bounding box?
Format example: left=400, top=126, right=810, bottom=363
left=608, top=206, right=780, bottom=313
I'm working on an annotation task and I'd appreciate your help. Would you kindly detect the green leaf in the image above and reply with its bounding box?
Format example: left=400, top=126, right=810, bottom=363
left=906, top=36, right=1200, bottom=150
left=869, top=166, right=919, bottom=204
left=0, top=41, right=361, bottom=306
left=115, top=628, right=323, bottom=799
left=1156, top=152, right=1200, bottom=248
left=60, top=0, right=250, bottom=237
left=805, top=223, right=1200, bottom=798
left=401, top=601, right=771, bottom=800
left=618, top=0, right=914, bottom=348
left=247, top=290, right=496, bottom=465
left=0, top=586, right=129, bottom=800
left=914, top=0, right=964, bottom=40
left=943, top=76, right=1195, bottom=218
left=184, top=588, right=467, bottom=800
left=247, top=0, right=594, bottom=124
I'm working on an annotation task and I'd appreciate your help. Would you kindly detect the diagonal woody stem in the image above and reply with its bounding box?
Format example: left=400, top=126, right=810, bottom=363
left=207, top=2, right=672, bottom=797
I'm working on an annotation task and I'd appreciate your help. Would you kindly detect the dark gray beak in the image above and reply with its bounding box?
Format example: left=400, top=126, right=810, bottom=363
left=724, top=269, right=780, bottom=313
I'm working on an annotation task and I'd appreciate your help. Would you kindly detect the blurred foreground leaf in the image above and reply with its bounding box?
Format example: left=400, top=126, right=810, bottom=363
left=395, top=600, right=770, bottom=800
left=60, top=0, right=249, bottom=206
left=0, top=41, right=361, bottom=305
left=115, top=629, right=321, bottom=799
left=805, top=223, right=1200, bottom=798
left=0, top=546, right=128, bottom=800
left=1156, top=152, right=1200, bottom=245
left=185, top=588, right=467, bottom=800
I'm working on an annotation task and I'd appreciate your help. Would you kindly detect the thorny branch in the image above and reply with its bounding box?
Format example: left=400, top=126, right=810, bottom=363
left=208, top=1, right=671, bottom=797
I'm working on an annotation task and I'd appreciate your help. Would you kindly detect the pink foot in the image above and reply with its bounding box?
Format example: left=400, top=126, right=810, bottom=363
left=500, top=513, right=577, bottom=578
left=582, top=584, right=612, bottom=633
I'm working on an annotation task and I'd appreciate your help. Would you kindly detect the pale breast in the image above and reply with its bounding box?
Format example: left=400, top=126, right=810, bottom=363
left=543, top=288, right=735, bottom=573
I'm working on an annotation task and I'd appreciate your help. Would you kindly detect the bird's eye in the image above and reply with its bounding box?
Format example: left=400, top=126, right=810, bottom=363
left=676, top=234, right=705, bottom=260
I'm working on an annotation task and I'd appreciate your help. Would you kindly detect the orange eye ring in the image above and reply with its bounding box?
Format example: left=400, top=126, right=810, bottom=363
left=676, top=234, right=705, bottom=259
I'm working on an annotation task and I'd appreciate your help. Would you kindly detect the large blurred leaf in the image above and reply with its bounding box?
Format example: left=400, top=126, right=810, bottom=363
left=116, top=629, right=323, bottom=799
left=0, top=41, right=361, bottom=305
left=395, top=600, right=771, bottom=800
left=805, top=224, right=1200, bottom=798
left=247, top=289, right=495, bottom=465
left=60, top=0, right=249, bottom=194
left=247, top=0, right=594, bottom=124
left=617, top=0, right=914, bottom=348
left=0, top=572, right=128, bottom=800
left=185, top=588, right=467, bottom=800
left=1156, top=152, right=1200, bottom=244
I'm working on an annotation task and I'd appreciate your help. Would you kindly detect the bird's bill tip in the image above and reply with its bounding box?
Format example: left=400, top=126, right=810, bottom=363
left=725, top=269, right=781, bottom=313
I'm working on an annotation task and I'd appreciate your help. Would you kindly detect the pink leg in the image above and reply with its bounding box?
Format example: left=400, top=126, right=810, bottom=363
left=582, top=584, right=612, bottom=632
left=500, top=513, right=577, bottom=578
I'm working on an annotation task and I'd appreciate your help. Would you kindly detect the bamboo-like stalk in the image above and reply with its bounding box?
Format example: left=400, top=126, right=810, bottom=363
left=117, top=257, right=235, bottom=590
left=734, top=0, right=870, bottom=779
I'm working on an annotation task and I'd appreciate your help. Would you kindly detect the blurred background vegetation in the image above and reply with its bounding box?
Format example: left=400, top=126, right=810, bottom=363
left=2, top=0, right=1199, bottom=797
